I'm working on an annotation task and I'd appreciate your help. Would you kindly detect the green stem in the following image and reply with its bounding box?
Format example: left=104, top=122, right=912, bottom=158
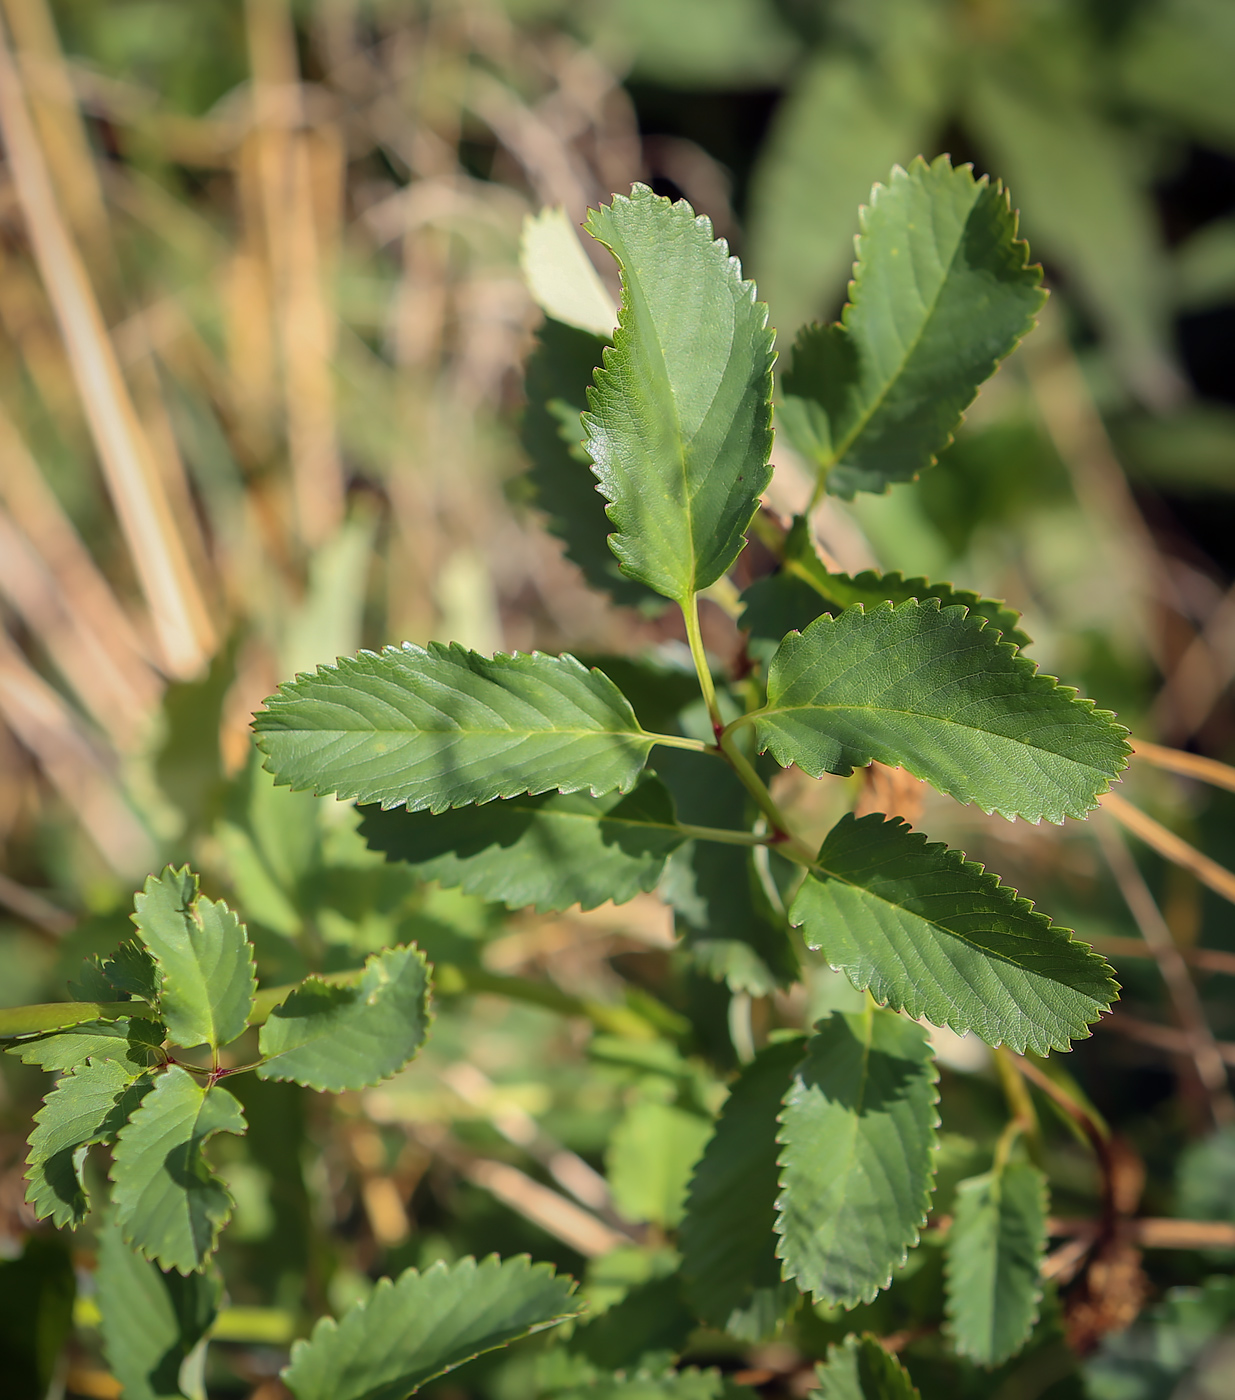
left=645, top=731, right=709, bottom=753
left=717, top=728, right=817, bottom=866
left=683, top=593, right=722, bottom=736
left=676, top=822, right=774, bottom=847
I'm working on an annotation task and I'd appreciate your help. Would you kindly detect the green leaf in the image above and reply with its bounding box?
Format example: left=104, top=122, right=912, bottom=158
left=569, top=1273, right=696, bottom=1371
left=779, top=155, right=1046, bottom=499
left=257, top=944, right=430, bottom=1091
left=752, top=600, right=1129, bottom=823
left=103, top=940, right=161, bottom=1002
left=776, top=1009, right=938, bottom=1306
left=358, top=776, right=686, bottom=913
left=132, top=867, right=256, bottom=1051
left=681, top=1039, right=804, bottom=1340
left=521, top=208, right=618, bottom=339
left=110, top=1065, right=247, bottom=1273
left=0, top=1236, right=75, bottom=1400
left=97, top=1218, right=221, bottom=1400
left=1121, top=0, right=1235, bottom=149
left=740, top=516, right=1030, bottom=658
left=8, top=1016, right=164, bottom=1073
left=788, top=814, right=1117, bottom=1054
left=522, top=320, right=659, bottom=610
left=811, top=1334, right=920, bottom=1400
left=583, top=184, right=775, bottom=604
left=25, top=1060, right=153, bottom=1227
left=253, top=644, right=658, bottom=812
left=281, top=1254, right=580, bottom=1400
left=607, top=1086, right=713, bottom=1229
left=946, top=1160, right=1048, bottom=1366
left=557, top=1367, right=756, bottom=1400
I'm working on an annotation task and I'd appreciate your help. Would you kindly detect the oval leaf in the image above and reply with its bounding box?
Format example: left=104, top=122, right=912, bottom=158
left=811, top=1333, right=920, bottom=1400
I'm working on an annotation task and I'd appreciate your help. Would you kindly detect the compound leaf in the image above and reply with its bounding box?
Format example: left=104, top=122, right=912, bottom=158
left=946, top=1160, right=1048, bottom=1366
left=681, top=1038, right=803, bottom=1340
left=26, top=1060, right=153, bottom=1228
left=779, top=155, right=1046, bottom=499
left=776, top=1009, right=937, bottom=1307
left=96, top=1218, right=221, bottom=1400
left=583, top=184, right=774, bottom=604
left=789, top=814, right=1117, bottom=1055
left=812, top=1334, right=919, bottom=1400
left=110, top=1066, right=247, bottom=1273
left=9, top=1017, right=164, bottom=1074
left=281, top=1254, right=580, bottom=1400
left=358, top=776, right=686, bottom=913
left=257, top=945, right=430, bottom=1091
left=253, top=644, right=657, bottom=812
left=753, top=600, right=1129, bottom=823
left=132, top=867, right=255, bottom=1051
left=740, top=516, right=1029, bottom=658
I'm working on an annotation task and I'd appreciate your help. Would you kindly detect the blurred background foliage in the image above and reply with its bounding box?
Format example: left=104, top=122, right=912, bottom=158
left=0, top=0, right=1234, bottom=1396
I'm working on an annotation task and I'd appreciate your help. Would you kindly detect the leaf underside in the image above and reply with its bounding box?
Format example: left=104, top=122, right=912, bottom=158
left=583, top=184, right=775, bottom=604
left=132, top=866, right=255, bottom=1051
left=110, top=1066, right=247, bottom=1274
left=790, top=814, right=1117, bottom=1054
left=946, top=1161, right=1048, bottom=1366
left=358, top=776, right=685, bottom=913
left=253, top=643, right=654, bottom=812
left=776, top=1009, right=938, bottom=1306
left=811, top=1333, right=920, bottom=1400
left=756, top=600, right=1129, bottom=823
left=779, top=154, right=1046, bottom=499
left=680, top=1039, right=804, bottom=1340
left=281, top=1254, right=580, bottom=1400
left=257, top=944, right=430, bottom=1091
left=740, top=516, right=1030, bottom=658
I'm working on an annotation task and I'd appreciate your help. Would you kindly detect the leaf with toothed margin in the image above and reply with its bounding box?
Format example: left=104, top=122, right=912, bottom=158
left=257, top=945, right=430, bottom=1092
left=776, top=1009, right=938, bottom=1307
left=9, top=1017, right=165, bottom=1074
left=582, top=184, right=775, bottom=605
left=281, top=1254, right=581, bottom=1400
left=753, top=600, right=1129, bottom=824
left=25, top=1060, right=154, bottom=1227
left=789, top=814, right=1117, bottom=1055
left=740, top=515, right=1030, bottom=660
left=811, top=1333, right=920, bottom=1399
left=110, top=1066, right=247, bottom=1274
left=778, top=154, right=1046, bottom=500
left=253, top=644, right=657, bottom=813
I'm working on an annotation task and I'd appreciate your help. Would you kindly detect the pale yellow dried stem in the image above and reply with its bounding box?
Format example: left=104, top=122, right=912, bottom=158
left=1132, top=738, right=1235, bottom=795
left=1101, top=790, right=1235, bottom=909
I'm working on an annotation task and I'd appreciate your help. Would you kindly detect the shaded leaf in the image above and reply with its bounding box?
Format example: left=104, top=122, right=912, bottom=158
left=583, top=184, right=774, bottom=604
left=132, top=867, right=255, bottom=1051
left=254, top=643, right=657, bottom=812
left=110, top=1066, right=247, bottom=1273
left=281, top=1254, right=580, bottom=1400
left=779, top=156, right=1045, bottom=499
left=569, top=1272, right=696, bottom=1371
left=104, top=940, right=161, bottom=1002
left=753, top=600, right=1129, bottom=823
left=681, top=1038, right=804, bottom=1340
left=558, top=1369, right=756, bottom=1400
left=257, top=945, right=430, bottom=1091
left=97, top=1218, right=221, bottom=1400
left=359, top=776, right=686, bottom=913
left=25, top=1059, right=153, bottom=1227
left=740, top=516, right=1029, bottom=658
left=776, top=1009, right=938, bottom=1306
left=789, top=814, right=1117, bottom=1054
left=0, top=1236, right=75, bottom=1400
left=8, top=1016, right=164, bottom=1073
left=811, top=1334, right=919, bottom=1400
left=946, top=1160, right=1048, bottom=1366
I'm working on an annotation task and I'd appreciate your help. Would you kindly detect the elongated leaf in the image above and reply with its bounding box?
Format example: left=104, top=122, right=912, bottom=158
left=254, top=644, right=657, bottom=812
left=132, top=867, right=255, bottom=1051
left=97, top=1219, right=221, bottom=1400
left=9, top=1016, right=164, bottom=1073
left=812, top=1334, right=919, bottom=1400
left=257, top=945, right=430, bottom=1091
left=607, top=1088, right=713, bottom=1229
left=26, top=1060, right=153, bottom=1227
left=110, top=1066, right=247, bottom=1273
left=681, top=1039, right=803, bottom=1340
left=0, top=1236, right=75, bottom=1400
left=281, top=1254, right=580, bottom=1400
left=740, top=516, right=1029, bottom=658
left=753, top=600, right=1129, bottom=823
left=789, top=814, right=1117, bottom=1054
left=583, top=184, right=774, bottom=604
left=776, top=1009, right=938, bottom=1306
left=779, top=155, right=1045, bottom=499
left=946, top=1160, right=1047, bottom=1366
left=521, top=208, right=618, bottom=338
left=523, top=320, right=659, bottom=610
left=358, top=776, right=685, bottom=913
